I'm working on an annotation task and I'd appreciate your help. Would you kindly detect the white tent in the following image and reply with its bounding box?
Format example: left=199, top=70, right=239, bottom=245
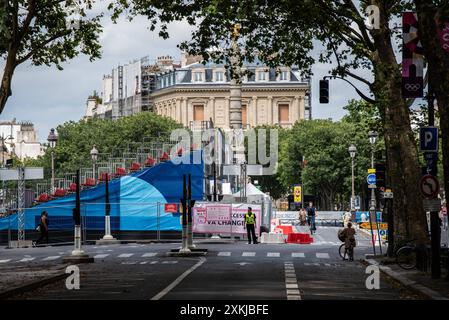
left=232, top=183, right=267, bottom=197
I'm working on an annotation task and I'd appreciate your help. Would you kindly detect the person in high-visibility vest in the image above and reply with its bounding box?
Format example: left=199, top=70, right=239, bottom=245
left=244, top=207, right=258, bottom=244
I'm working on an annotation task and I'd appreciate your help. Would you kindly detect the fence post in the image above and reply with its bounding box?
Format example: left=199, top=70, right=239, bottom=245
left=157, top=202, right=160, bottom=242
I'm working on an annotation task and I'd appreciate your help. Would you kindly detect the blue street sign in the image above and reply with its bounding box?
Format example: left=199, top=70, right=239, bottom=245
left=420, top=127, right=438, bottom=153
left=367, top=174, right=376, bottom=185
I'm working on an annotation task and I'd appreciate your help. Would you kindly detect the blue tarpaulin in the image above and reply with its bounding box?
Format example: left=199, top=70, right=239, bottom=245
left=0, top=151, right=204, bottom=231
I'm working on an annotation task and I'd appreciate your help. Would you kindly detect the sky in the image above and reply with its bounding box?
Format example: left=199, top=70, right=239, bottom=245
left=0, top=5, right=368, bottom=143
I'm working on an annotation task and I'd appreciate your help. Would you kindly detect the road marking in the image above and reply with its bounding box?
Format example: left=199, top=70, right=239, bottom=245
left=42, top=256, right=60, bottom=261
left=324, top=263, right=331, bottom=267
left=121, top=261, right=137, bottom=265
left=292, top=252, right=305, bottom=258
left=19, top=257, right=35, bottom=262
left=94, top=254, right=109, bottom=259
left=150, top=261, right=159, bottom=264
left=217, top=251, right=231, bottom=257
left=151, top=257, right=206, bottom=300
left=242, top=252, right=256, bottom=257
left=118, top=253, right=133, bottom=258
left=140, top=261, right=149, bottom=265
left=0, top=259, right=11, bottom=263
left=267, top=252, right=280, bottom=257
left=285, top=278, right=297, bottom=283
left=142, top=253, right=157, bottom=257
left=316, top=253, right=330, bottom=259
left=162, top=261, right=178, bottom=264
left=286, top=284, right=299, bottom=289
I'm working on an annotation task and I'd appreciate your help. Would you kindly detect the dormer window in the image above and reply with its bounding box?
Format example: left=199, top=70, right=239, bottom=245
left=193, top=71, right=204, bottom=82
left=257, top=69, right=269, bottom=82
left=280, top=70, right=289, bottom=81
left=215, top=71, right=224, bottom=82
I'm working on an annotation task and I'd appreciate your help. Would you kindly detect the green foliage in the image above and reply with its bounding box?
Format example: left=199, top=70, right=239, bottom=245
left=244, top=124, right=289, bottom=200
left=18, top=112, right=183, bottom=174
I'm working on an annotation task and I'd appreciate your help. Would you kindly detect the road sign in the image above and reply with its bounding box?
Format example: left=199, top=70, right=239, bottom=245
left=419, top=175, right=440, bottom=198
left=367, top=174, right=376, bottom=184
left=164, top=203, right=178, bottom=213
left=293, top=185, right=302, bottom=204
left=420, top=127, right=438, bottom=153
left=423, top=198, right=441, bottom=212
left=368, top=168, right=376, bottom=174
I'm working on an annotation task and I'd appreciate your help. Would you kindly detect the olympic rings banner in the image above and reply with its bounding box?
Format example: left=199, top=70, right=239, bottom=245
left=192, top=202, right=261, bottom=235
left=402, top=12, right=424, bottom=98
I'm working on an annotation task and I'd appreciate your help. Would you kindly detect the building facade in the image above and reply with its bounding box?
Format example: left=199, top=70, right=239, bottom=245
left=86, top=53, right=312, bottom=129
left=0, top=120, right=44, bottom=162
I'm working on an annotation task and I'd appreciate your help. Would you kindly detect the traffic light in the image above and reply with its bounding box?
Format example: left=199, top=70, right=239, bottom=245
left=319, top=79, right=329, bottom=103
left=375, top=162, right=386, bottom=190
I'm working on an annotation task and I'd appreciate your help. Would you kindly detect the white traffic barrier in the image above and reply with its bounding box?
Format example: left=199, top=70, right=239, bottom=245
left=260, top=232, right=285, bottom=244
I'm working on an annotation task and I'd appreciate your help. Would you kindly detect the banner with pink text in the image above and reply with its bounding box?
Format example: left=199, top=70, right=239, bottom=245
left=193, top=202, right=261, bottom=235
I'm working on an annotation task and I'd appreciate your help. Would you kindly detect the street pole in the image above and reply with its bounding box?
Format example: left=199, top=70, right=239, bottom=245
left=102, top=174, right=115, bottom=241
left=351, top=156, right=355, bottom=216
left=180, top=174, right=190, bottom=253
left=368, top=139, right=377, bottom=256
left=428, top=91, right=441, bottom=279
left=51, top=151, right=55, bottom=193
left=72, top=170, right=84, bottom=256
left=187, top=174, right=196, bottom=249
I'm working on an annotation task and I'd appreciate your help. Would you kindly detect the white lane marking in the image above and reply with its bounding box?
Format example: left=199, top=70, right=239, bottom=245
left=217, top=252, right=231, bottom=257
left=150, top=261, right=159, bottom=264
left=42, top=256, right=60, bottom=261
left=292, top=253, right=305, bottom=258
left=140, top=261, right=149, bottom=265
left=121, top=261, right=136, bottom=265
left=118, top=253, right=133, bottom=258
left=0, top=259, right=11, bottom=263
left=19, top=257, right=35, bottom=262
left=142, top=253, right=157, bottom=257
left=151, top=257, right=206, bottom=300
left=267, top=252, right=280, bottom=257
left=325, top=263, right=331, bottom=267
left=242, top=252, right=256, bottom=257
left=316, top=253, right=330, bottom=259
left=162, top=261, right=178, bottom=264
left=94, top=254, right=109, bottom=259
left=284, top=261, right=301, bottom=300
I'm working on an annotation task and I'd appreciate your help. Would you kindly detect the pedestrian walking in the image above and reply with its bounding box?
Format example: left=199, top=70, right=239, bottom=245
left=244, top=207, right=258, bottom=244
left=343, top=211, right=352, bottom=227
left=34, top=211, right=49, bottom=246
left=306, top=202, right=317, bottom=234
left=299, top=208, right=307, bottom=226
left=340, top=222, right=356, bottom=261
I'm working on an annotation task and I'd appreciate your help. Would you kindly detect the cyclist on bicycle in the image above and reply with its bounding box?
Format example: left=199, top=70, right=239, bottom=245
left=340, top=222, right=356, bottom=261
left=306, top=202, right=317, bottom=235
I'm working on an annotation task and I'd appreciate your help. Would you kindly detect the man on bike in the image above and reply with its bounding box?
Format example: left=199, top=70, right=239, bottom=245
left=306, top=202, right=317, bottom=235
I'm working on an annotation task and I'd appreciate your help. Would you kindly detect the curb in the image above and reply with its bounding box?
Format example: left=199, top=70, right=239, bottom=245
left=0, top=271, right=68, bottom=300
left=364, top=258, right=449, bottom=300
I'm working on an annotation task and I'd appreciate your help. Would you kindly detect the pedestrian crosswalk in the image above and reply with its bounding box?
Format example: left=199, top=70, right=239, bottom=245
left=0, top=249, right=352, bottom=265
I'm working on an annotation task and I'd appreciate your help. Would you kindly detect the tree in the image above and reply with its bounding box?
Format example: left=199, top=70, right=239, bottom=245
left=108, top=0, right=428, bottom=245
left=278, top=119, right=374, bottom=211
left=0, top=0, right=103, bottom=113
left=244, top=124, right=289, bottom=200
left=415, top=1, right=449, bottom=208
left=21, top=112, right=183, bottom=175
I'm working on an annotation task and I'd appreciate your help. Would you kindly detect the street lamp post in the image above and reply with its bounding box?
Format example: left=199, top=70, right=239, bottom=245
left=368, top=131, right=382, bottom=255
left=47, top=129, right=58, bottom=193
left=348, top=145, right=357, bottom=216
left=90, top=145, right=98, bottom=182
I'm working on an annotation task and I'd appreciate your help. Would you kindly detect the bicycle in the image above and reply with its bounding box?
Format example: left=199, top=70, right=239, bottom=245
left=338, top=242, right=355, bottom=260
left=395, top=239, right=422, bottom=270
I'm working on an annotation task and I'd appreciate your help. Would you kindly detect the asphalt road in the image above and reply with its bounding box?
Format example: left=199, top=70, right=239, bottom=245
left=1, top=226, right=423, bottom=300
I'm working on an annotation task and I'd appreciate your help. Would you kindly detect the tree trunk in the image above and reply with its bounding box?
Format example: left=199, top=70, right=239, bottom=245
left=0, top=44, right=18, bottom=114
left=371, top=3, right=428, bottom=246
left=416, top=1, right=449, bottom=217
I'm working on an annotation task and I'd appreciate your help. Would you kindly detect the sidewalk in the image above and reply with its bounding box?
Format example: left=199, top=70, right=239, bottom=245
left=364, top=255, right=449, bottom=300
left=0, top=262, right=68, bottom=299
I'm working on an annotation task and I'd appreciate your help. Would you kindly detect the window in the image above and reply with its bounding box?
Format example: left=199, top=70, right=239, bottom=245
left=242, top=105, right=247, bottom=125
left=279, top=104, right=289, bottom=123
left=194, top=72, right=203, bottom=82
left=258, top=71, right=267, bottom=81
left=280, top=70, right=289, bottom=81
left=193, top=105, right=204, bottom=121
left=215, top=71, right=224, bottom=82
